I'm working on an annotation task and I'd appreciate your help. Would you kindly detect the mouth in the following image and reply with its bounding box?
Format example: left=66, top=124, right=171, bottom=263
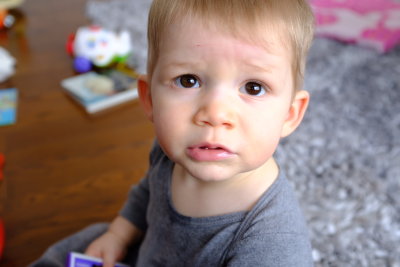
left=192, top=142, right=232, bottom=152
left=200, top=145, right=224, bottom=150
left=187, top=143, right=234, bottom=161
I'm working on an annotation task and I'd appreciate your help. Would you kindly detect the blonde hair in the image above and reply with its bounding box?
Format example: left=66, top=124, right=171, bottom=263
left=147, top=0, right=314, bottom=91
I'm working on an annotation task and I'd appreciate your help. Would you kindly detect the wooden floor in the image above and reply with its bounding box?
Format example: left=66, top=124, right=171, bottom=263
left=0, top=1, right=154, bottom=266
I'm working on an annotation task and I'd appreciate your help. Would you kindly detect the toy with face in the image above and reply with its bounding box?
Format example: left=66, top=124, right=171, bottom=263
left=69, top=25, right=132, bottom=73
left=0, top=46, right=15, bottom=82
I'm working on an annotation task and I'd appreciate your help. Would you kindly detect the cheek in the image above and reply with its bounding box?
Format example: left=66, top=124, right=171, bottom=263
left=251, top=131, right=281, bottom=162
left=242, top=133, right=280, bottom=173
left=153, top=110, right=175, bottom=142
left=243, top=112, right=286, bottom=163
left=151, top=99, right=189, bottom=151
left=152, top=115, right=176, bottom=161
left=152, top=91, right=194, bottom=126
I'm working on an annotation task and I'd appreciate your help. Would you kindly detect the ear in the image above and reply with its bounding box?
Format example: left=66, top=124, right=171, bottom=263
left=137, top=75, right=154, bottom=122
left=281, top=90, right=310, bottom=138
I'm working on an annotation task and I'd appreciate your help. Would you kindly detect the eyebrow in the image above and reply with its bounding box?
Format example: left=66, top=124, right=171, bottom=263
left=160, top=52, right=281, bottom=76
left=161, top=61, right=205, bottom=75
left=164, top=62, right=195, bottom=69
left=238, top=56, right=282, bottom=76
left=245, top=62, right=275, bottom=74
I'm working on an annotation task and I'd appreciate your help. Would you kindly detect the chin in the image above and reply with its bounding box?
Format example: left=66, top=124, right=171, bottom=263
left=184, top=164, right=242, bottom=183
left=192, top=173, right=232, bottom=183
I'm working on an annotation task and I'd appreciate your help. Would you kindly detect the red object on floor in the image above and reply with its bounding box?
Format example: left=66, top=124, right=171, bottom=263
left=0, top=153, right=4, bottom=181
left=0, top=219, right=4, bottom=259
left=0, top=153, right=4, bottom=259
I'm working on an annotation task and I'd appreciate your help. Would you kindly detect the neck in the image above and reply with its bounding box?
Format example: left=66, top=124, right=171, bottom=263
left=171, top=158, right=279, bottom=217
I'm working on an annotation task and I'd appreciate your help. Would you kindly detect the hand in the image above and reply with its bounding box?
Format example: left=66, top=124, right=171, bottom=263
left=85, top=231, right=127, bottom=267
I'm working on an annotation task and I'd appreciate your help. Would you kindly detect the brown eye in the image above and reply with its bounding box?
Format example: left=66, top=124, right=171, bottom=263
left=175, top=74, right=200, bottom=88
left=240, top=82, right=266, bottom=96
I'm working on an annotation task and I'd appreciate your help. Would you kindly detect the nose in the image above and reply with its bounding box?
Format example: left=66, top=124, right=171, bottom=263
left=193, top=90, right=235, bottom=129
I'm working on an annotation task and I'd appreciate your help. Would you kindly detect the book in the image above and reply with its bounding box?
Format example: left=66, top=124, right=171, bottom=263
left=67, top=252, right=130, bottom=267
left=61, top=70, right=138, bottom=114
left=0, top=88, right=18, bottom=126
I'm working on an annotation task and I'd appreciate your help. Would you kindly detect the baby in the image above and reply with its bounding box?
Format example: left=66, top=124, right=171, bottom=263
left=32, top=0, right=315, bottom=266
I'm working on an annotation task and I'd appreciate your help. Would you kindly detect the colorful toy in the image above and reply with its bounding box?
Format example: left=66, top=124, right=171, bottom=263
left=0, top=46, right=16, bottom=82
left=311, top=0, right=400, bottom=53
left=67, top=25, right=132, bottom=73
left=68, top=252, right=129, bottom=267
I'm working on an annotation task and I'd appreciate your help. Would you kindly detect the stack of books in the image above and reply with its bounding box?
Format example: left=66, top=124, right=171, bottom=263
left=61, top=70, right=138, bottom=114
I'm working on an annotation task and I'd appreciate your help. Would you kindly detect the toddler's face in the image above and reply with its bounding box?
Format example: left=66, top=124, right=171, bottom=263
left=144, top=18, right=303, bottom=182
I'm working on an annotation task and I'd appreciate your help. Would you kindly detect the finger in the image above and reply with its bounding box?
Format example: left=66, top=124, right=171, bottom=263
left=102, top=251, right=117, bottom=267
left=85, top=244, right=101, bottom=258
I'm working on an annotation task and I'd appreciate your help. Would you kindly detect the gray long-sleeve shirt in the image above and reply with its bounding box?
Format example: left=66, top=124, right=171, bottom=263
left=121, top=142, right=313, bottom=266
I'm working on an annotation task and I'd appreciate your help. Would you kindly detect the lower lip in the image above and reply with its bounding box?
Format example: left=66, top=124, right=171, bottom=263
left=187, top=147, right=234, bottom=161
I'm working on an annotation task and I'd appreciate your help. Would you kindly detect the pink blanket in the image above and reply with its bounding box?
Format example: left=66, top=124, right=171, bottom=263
left=311, top=0, right=400, bottom=52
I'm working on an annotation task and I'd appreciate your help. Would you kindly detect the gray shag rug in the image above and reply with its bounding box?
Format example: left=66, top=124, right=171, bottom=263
left=87, top=1, right=400, bottom=266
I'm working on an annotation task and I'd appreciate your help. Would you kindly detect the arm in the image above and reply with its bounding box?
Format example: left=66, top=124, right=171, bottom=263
left=108, top=215, right=143, bottom=246
left=85, top=175, right=150, bottom=267
left=85, top=216, right=143, bottom=267
left=85, top=176, right=150, bottom=267
left=85, top=142, right=161, bottom=267
left=84, top=163, right=150, bottom=267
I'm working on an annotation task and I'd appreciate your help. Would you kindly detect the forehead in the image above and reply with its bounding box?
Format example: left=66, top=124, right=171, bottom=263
left=158, top=16, right=291, bottom=63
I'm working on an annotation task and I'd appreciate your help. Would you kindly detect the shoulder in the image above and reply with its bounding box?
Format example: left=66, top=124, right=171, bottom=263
left=246, top=173, right=309, bottom=235
left=223, top=173, right=313, bottom=266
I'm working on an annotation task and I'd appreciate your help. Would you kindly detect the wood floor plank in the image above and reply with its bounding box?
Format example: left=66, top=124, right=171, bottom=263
left=0, top=0, right=154, bottom=265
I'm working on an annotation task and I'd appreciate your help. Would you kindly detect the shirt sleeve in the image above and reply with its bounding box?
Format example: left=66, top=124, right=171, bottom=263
left=119, top=141, right=162, bottom=232
left=119, top=176, right=150, bottom=232
left=224, top=233, right=313, bottom=267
